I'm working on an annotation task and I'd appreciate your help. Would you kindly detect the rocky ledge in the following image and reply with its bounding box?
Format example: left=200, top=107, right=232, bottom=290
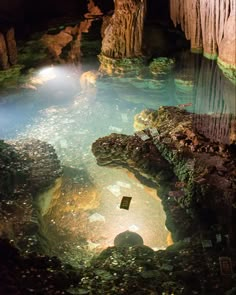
left=92, top=106, right=236, bottom=244
left=0, top=139, right=62, bottom=252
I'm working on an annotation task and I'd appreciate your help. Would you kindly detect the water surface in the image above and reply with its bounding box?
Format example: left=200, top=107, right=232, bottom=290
left=0, top=52, right=235, bottom=260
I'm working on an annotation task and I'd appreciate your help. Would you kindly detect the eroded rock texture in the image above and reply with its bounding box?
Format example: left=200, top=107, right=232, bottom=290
left=92, top=132, right=174, bottom=185
left=92, top=107, right=236, bottom=243
left=41, top=1, right=103, bottom=64
left=0, top=27, right=17, bottom=70
left=0, top=139, right=62, bottom=252
left=101, top=0, right=146, bottom=58
left=170, top=0, right=236, bottom=67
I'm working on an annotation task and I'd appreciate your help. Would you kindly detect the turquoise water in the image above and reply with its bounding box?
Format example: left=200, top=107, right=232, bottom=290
left=0, top=52, right=235, bottom=258
left=0, top=52, right=235, bottom=142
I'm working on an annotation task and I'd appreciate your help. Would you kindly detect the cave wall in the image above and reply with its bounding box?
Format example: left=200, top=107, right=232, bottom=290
left=0, top=0, right=24, bottom=23
left=170, top=0, right=236, bottom=67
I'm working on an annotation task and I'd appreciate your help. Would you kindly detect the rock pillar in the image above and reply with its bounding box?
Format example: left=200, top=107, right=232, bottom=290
left=99, top=0, right=146, bottom=76
left=0, top=27, right=17, bottom=70
left=101, top=0, right=146, bottom=58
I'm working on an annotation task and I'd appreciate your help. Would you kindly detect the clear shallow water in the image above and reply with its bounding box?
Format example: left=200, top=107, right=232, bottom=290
left=0, top=53, right=235, bottom=258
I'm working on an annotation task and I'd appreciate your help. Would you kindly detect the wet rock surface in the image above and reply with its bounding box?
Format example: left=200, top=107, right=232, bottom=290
left=92, top=106, right=236, bottom=243
left=0, top=139, right=62, bottom=252
left=0, top=238, right=78, bottom=295
left=0, top=235, right=235, bottom=295
left=0, top=109, right=235, bottom=294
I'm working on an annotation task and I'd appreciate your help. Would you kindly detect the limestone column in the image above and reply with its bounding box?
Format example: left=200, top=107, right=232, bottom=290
left=0, top=27, right=17, bottom=70
left=101, top=0, right=146, bottom=58
left=0, top=32, right=9, bottom=69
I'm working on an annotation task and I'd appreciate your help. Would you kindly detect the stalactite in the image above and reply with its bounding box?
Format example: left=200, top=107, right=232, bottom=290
left=169, top=0, right=236, bottom=66
left=193, top=58, right=235, bottom=144
left=175, top=51, right=235, bottom=144
left=174, top=51, right=198, bottom=105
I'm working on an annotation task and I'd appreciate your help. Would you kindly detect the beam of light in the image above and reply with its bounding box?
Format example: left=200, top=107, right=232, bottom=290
left=38, top=66, right=56, bottom=78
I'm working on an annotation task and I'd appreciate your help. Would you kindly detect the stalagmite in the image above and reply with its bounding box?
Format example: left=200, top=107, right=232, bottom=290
left=0, top=32, right=9, bottom=69
left=101, top=0, right=146, bottom=58
left=170, top=0, right=236, bottom=67
left=0, top=27, right=17, bottom=70
left=5, top=27, right=17, bottom=65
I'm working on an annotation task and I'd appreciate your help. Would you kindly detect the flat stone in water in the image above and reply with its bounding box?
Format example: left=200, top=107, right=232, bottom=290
left=116, top=181, right=131, bottom=188
left=106, top=184, right=121, bottom=197
left=88, top=213, right=106, bottom=223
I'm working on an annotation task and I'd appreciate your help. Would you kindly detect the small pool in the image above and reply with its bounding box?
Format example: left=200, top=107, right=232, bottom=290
left=0, top=51, right=235, bottom=263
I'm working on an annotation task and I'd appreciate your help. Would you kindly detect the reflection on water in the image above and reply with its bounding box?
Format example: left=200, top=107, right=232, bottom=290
left=0, top=52, right=235, bottom=259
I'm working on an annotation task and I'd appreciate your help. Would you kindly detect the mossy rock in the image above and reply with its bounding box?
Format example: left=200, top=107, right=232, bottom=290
left=217, top=58, right=236, bottom=85
left=18, top=39, right=50, bottom=69
left=0, top=36, right=50, bottom=90
left=0, top=65, right=25, bottom=89
left=149, top=57, right=175, bottom=76
left=98, top=54, right=145, bottom=76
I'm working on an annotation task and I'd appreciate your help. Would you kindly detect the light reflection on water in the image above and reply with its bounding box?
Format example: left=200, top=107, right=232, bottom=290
left=0, top=52, right=235, bottom=257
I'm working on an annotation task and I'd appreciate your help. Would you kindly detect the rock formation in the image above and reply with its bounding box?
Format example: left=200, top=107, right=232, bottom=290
left=92, top=132, right=174, bottom=185
left=193, top=57, right=236, bottom=144
left=92, top=106, right=236, bottom=244
left=1, top=231, right=235, bottom=295
left=101, top=0, right=146, bottom=58
left=173, top=51, right=236, bottom=144
left=0, top=27, right=17, bottom=70
left=0, top=139, right=62, bottom=252
left=40, top=1, right=103, bottom=64
left=170, top=0, right=236, bottom=72
left=98, top=0, right=146, bottom=76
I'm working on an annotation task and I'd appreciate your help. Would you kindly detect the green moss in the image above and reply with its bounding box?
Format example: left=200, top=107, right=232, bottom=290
left=203, top=52, right=218, bottom=60
left=0, top=34, right=51, bottom=90
left=190, top=48, right=203, bottom=54
left=0, top=65, right=25, bottom=89
left=18, top=39, right=49, bottom=69
left=217, top=57, right=236, bottom=85
left=149, top=57, right=175, bottom=75
left=98, top=54, right=145, bottom=76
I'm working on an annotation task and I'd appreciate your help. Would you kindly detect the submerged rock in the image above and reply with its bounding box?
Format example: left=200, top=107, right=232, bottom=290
left=114, top=230, right=144, bottom=247
left=149, top=57, right=175, bottom=77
